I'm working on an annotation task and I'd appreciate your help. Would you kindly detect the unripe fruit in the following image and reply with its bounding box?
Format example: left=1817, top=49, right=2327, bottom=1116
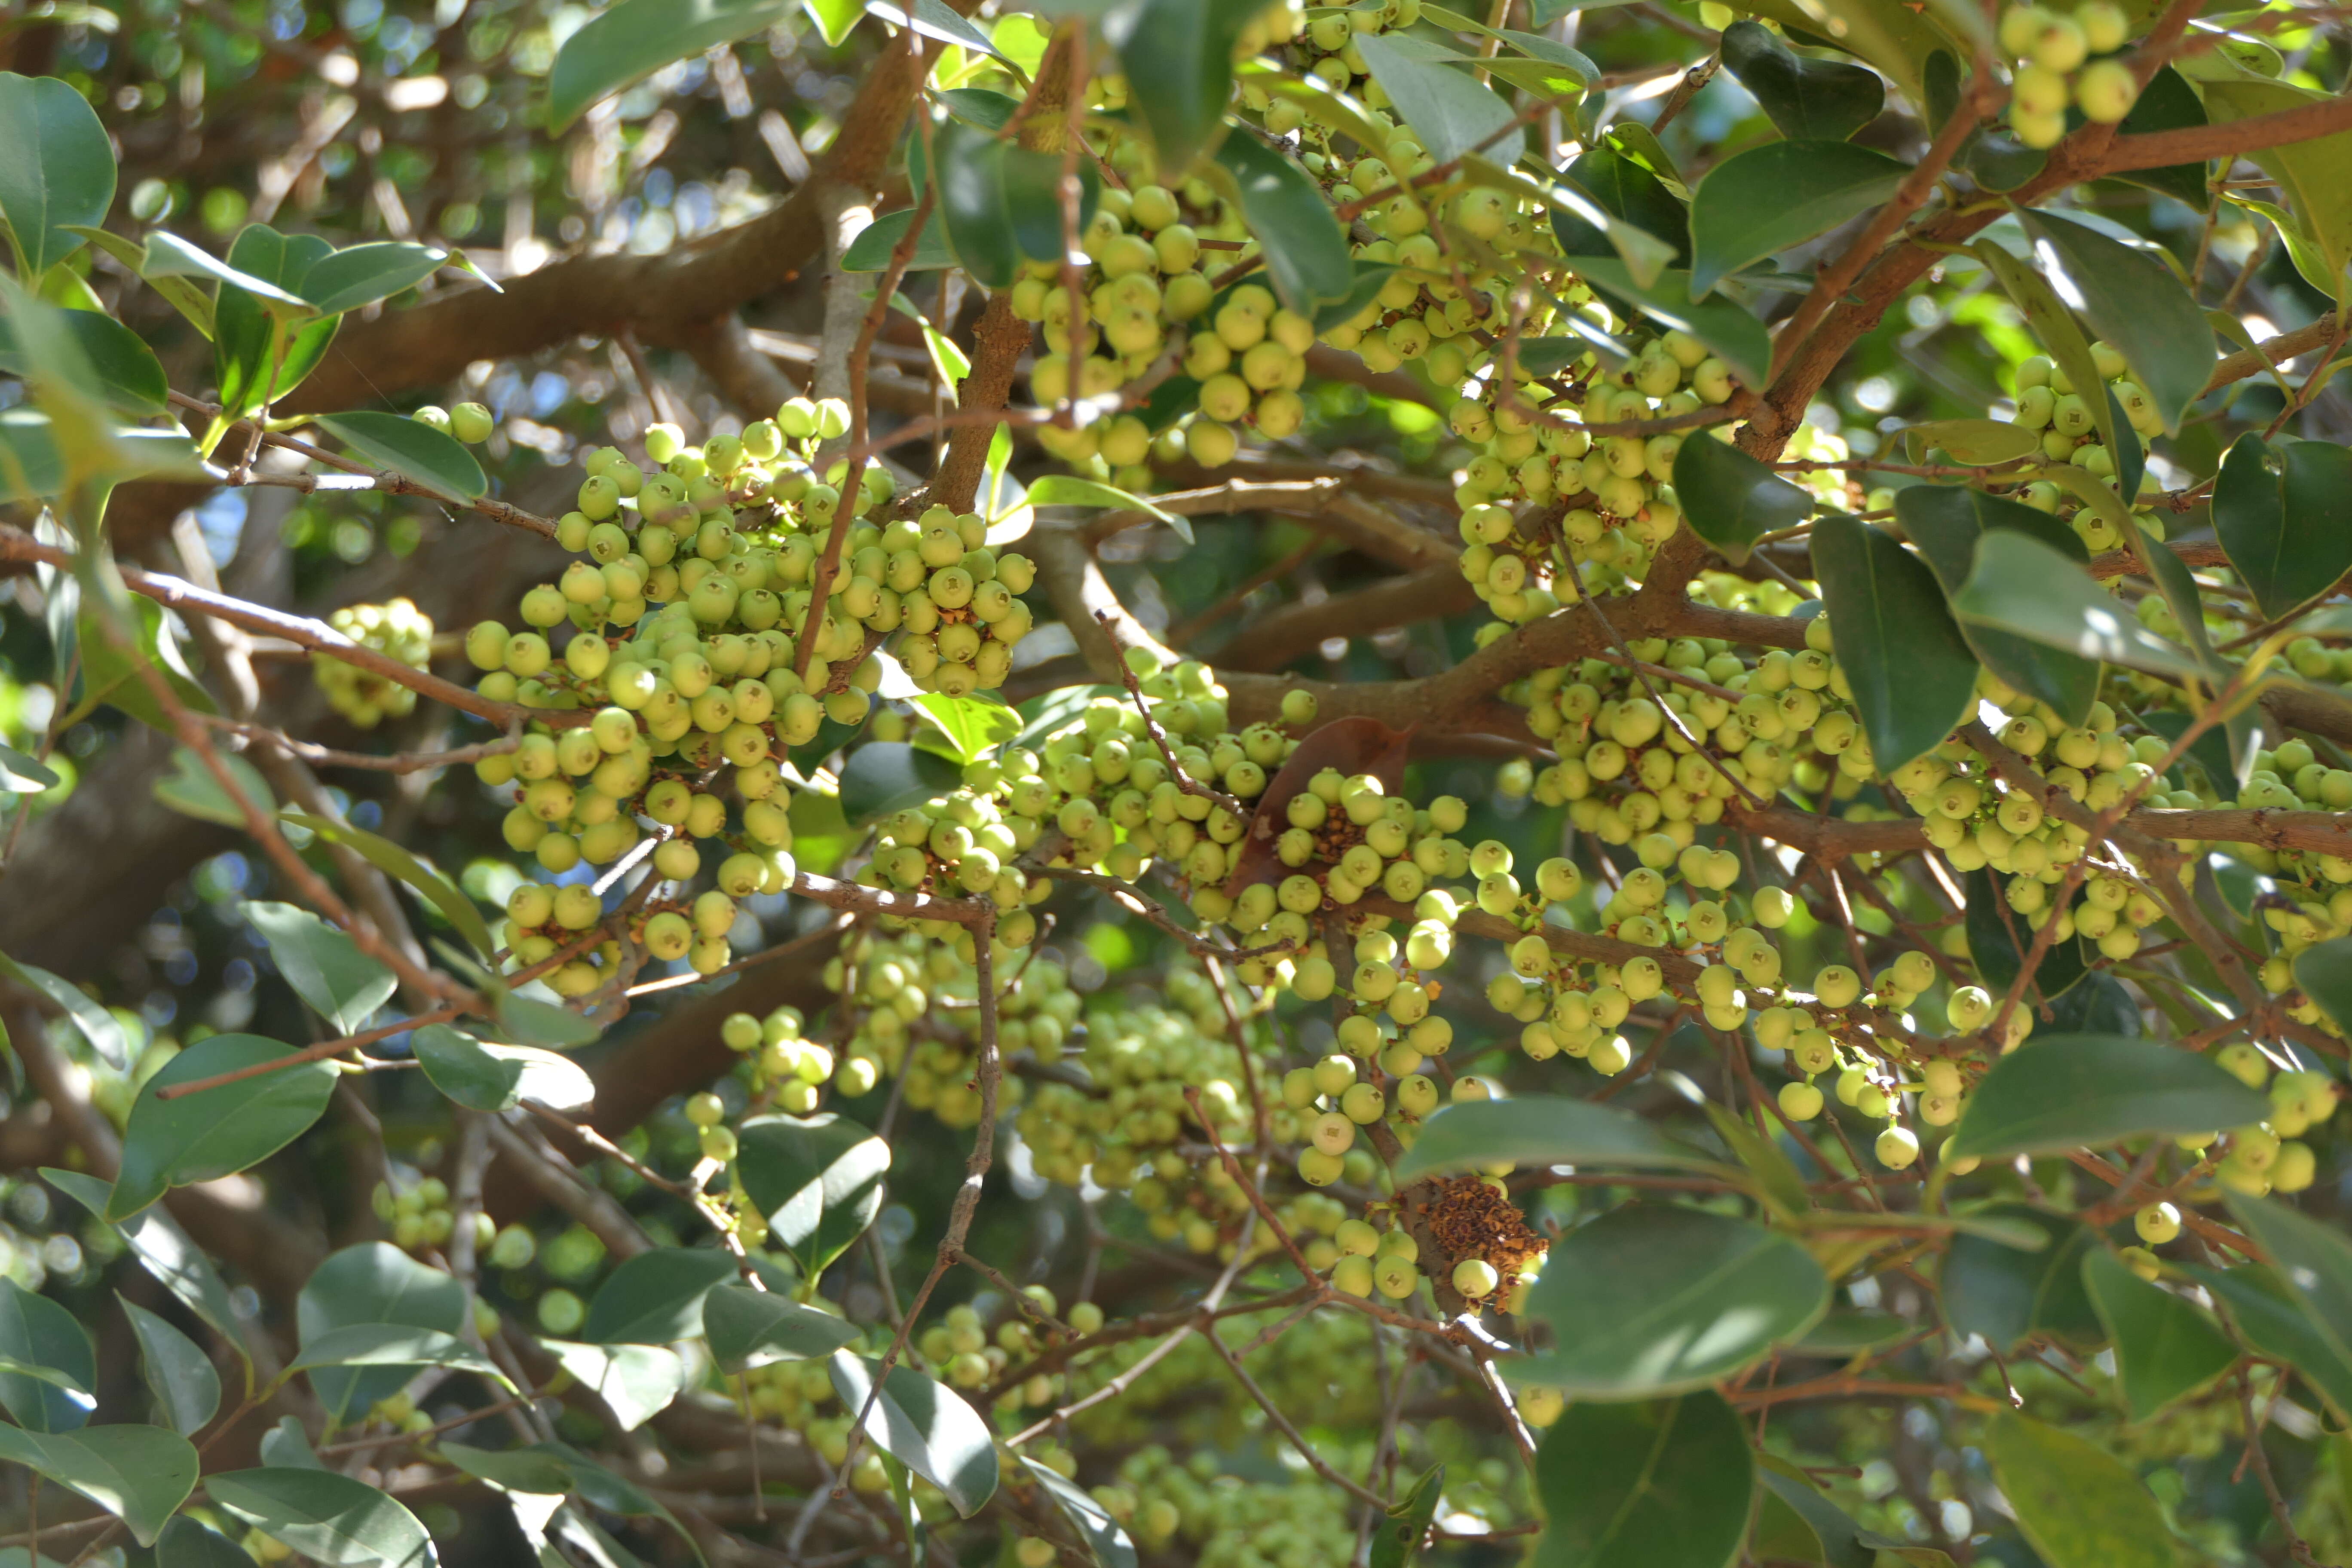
left=1875, top=1125, right=1920, bottom=1169
left=1452, top=1258, right=1500, bottom=1299
left=1779, top=1080, right=1824, bottom=1121
left=2135, top=1201, right=2181, bottom=1246
left=449, top=401, right=494, bottom=443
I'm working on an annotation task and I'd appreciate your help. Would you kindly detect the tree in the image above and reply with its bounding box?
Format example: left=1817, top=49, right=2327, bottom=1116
left=1, top=0, right=2351, bottom=1561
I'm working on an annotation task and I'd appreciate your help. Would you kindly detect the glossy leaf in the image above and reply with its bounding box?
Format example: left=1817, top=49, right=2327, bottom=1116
left=1571, top=259, right=1769, bottom=389
left=141, top=230, right=309, bottom=306
left=1027, top=1455, right=1139, bottom=1568
left=2080, top=1250, right=2236, bottom=1422
left=2111, top=67, right=2210, bottom=208
left=152, top=743, right=276, bottom=828
left=121, top=1295, right=221, bottom=1436
left=0, top=306, right=170, bottom=415
left=1355, top=34, right=1524, bottom=167
left=1555, top=150, right=1688, bottom=266
left=1962, top=867, right=2088, bottom=1002
left=1757, top=1463, right=1877, bottom=1568
left=315, top=410, right=489, bottom=504
left=737, top=1112, right=892, bottom=1276
left=1717, top=22, right=1884, bottom=141
left=1532, top=1391, right=1753, bottom=1568
left=542, top=1340, right=684, bottom=1431
left=1951, top=530, right=2206, bottom=679
left=2193, top=1263, right=2352, bottom=1421
left=840, top=206, right=956, bottom=272
left=548, top=0, right=797, bottom=130
left=493, top=985, right=603, bottom=1051
left=0, top=1278, right=95, bottom=1432
left=1392, top=1095, right=1722, bottom=1181
left=1983, top=1413, right=2171, bottom=1568
left=297, top=1243, right=467, bottom=1429
left=1213, top=133, right=1354, bottom=319
left=0, top=1424, right=198, bottom=1547
left=909, top=695, right=1019, bottom=772
left=0, top=72, right=116, bottom=279
left=2293, top=936, right=2352, bottom=1036
left=157, top=1516, right=263, bottom=1568
left=582, top=1247, right=740, bottom=1345
left=208, top=1467, right=441, bottom=1568
left=1970, top=238, right=2118, bottom=459
left=1027, top=475, right=1187, bottom=542
left=412, top=1024, right=594, bottom=1113
left=2211, top=432, right=2352, bottom=620
left=1105, top=0, right=1264, bottom=177
left=1939, top=1204, right=2098, bottom=1351
left=867, top=0, right=1000, bottom=57
left=1512, top=1205, right=1827, bottom=1397
left=2018, top=209, right=2211, bottom=436
left=260, top=1414, right=322, bottom=1469
left=2199, top=73, right=2352, bottom=305
left=932, top=120, right=1018, bottom=291
left=836, top=742, right=962, bottom=828
left=2223, top=1191, right=2352, bottom=1387
left=702, top=1284, right=861, bottom=1372
left=1896, top=485, right=2101, bottom=725
left=1947, top=1034, right=2266, bottom=1160
left=212, top=225, right=339, bottom=424
left=1369, top=1462, right=1443, bottom=1568
left=297, top=241, right=449, bottom=315
left=110, top=1034, right=337, bottom=1221
left=45, top=1168, right=243, bottom=1347
left=289, top=1324, right=516, bottom=1392
left=1812, top=512, right=1978, bottom=774
left=0, top=951, right=129, bottom=1068
left=0, top=741, right=57, bottom=793
left=1688, top=141, right=1906, bottom=296
left=66, top=223, right=215, bottom=339
left=280, top=812, right=496, bottom=958
left=242, top=900, right=397, bottom=1034
left=1669, top=432, right=1811, bottom=567
left=1899, top=419, right=2039, bottom=466
left=830, top=1352, right=999, bottom=1517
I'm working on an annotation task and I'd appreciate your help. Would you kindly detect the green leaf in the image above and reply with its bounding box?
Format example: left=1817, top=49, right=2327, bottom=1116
left=208, top=1467, right=441, bottom=1568
left=314, top=411, right=489, bottom=504
left=1512, top=1204, right=1827, bottom=1397
left=1895, top=485, right=2101, bottom=725
left=582, top=1247, right=741, bottom=1345
left=493, top=986, right=603, bottom=1050
left=1962, top=866, right=2089, bottom=1002
left=120, top=1295, right=220, bottom=1436
left=2107, top=66, right=2209, bottom=208
left=1982, top=1412, right=2171, bottom=1568
left=1391, top=1095, right=1723, bottom=1181
left=804, top=0, right=863, bottom=46
left=736, top=1112, right=892, bottom=1277
left=1669, top=432, right=1813, bottom=567
left=45, top=1168, right=243, bottom=1348
left=908, top=692, right=1021, bottom=768
left=1811, top=512, right=1978, bottom=775
left=840, top=206, right=957, bottom=272
left=0, top=407, right=203, bottom=501
left=1369, top=1462, right=1443, bottom=1568
left=2193, top=1263, right=2352, bottom=1421
left=1939, top=1204, right=2100, bottom=1351
left=0, top=72, right=116, bottom=280
left=413, top=1024, right=594, bottom=1112
left=2211, top=433, right=2352, bottom=621
left=0, top=741, right=58, bottom=793
left=212, top=226, right=339, bottom=425
left=1951, top=530, right=2206, bottom=679
left=64, top=224, right=214, bottom=339
left=1701, top=1100, right=1809, bottom=1219
left=836, top=742, right=962, bottom=828
left=71, top=596, right=218, bottom=733
left=1970, top=238, right=2119, bottom=459
left=1899, top=418, right=2039, bottom=466
left=2293, top=936, right=2352, bottom=1036
left=140, top=231, right=308, bottom=308
left=2223, top=1191, right=2352, bottom=1391
left=932, top=119, right=1019, bottom=291
left=110, top=1034, right=337, bottom=1222
left=1532, top=1391, right=1753, bottom=1568
left=152, top=743, right=276, bottom=828
left=1212, top=133, right=1354, bottom=319
left=548, top=0, right=798, bottom=131
left=867, top=0, right=1002, bottom=59
left=1026, top=1455, right=1138, bottom=1568
left=1717, top=22, right=1885, bottom=141
left=0, top=1424, right=198, bottom=1547
left=1554, top=150, right=1689, bottom=269
left=2199, top=74, right=2352, bottom=305
left=242, top=900, right=396, bottom=1035
left=1027, top=475, right=1185, bottom=532
left=260, top=1414, right=322, bottom=1469
left=2016, top=209, right=2211, bottom=437
left=1757, top=1463, right=1875, bottom=1568
left=1354, top=34, right=1524, bottom=167
left=702, top=1284, right=861, bottom=1372
left=829, top=1352, right=999, bottom=1517
left=1105, top=0, right=1265, bottom=177
left=1688, top=141, right=1907, bottom=297
left=0, top=306, right=169, bottom=415
left=1791, top=1308, right=1911, bottom=1356
left=2080, top=1250, right=2236, bottom=1422
left=0, top=1278, right=95, bottom=1432
left=297, top=1242, right=467, bottom=1430
left=438, top=1440, right=576, bottom=1495
left=281, top=812, right=496, bottom=959
left=542, top=1340, right=683, bottom=1431
left=158, top=1516, right=264, bottom=1568
left=297, top=242, right=449, bottom=315
left=1948, top=1034, right=2266, bottom=1161
left=289, top=1323, right=515, bottom=1392
left=0, top=951, right=129, bottom=1068
left=1568, top=258, right=1769, bottom=388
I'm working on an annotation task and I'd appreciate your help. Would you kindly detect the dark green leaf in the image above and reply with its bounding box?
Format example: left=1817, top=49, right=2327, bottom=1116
left=1312, top=260, right=1400, bottom=334
left=1026, top=1455, right=1138, bottom=1568
left=2223, top=1191, right=2352, bottom=1395
left=0, top=307, right=170, bottom=415
left=297, top=1242, right=467, bottom=1430
left=2211, top=433, right=2352, bottom=621
left=0, top=1424, right=198, bottom=1547
left=45, top=1168, right=243, bottom=1348
left=1105, top=0, right=1264, bottom=177
left=542, top=1340, right=684, bottom=1431
left=110, top=1035, right=337, bottom=1221
left=1971, top=239, right=2117, bottom=458
left=829, top=1352, right=999, bottom=1517
left=1701, top=1100, right=1809, bottom=1219
left=157, top=1516, right=263, bottom=1568
left=315, top=411, right=488, bottom=504
left=1983, top=1413, right=2171, bottom=1568
left=933, top=120, right=1019, bottom=291
left=120, top=1295, right=220, bottom=1436
left=1669, top=431, right=1812, bottom=567
left=71, top=596, right=218, bottom=733
left=2080, top=1249, right=2236, bottom=1422
left=1811, top=512, right=1978, bottom=774
left=1355, top=34, right=1524, bottom=167
left=260, top=1414, right=322, bottom=1469
left=2193, top=1263, right=2352, bottom=1421
left=208, top=1467, right=440, bottom=1568
left=2044, top=970, right=2143, bottom=1036
left=1948, top=1034, right=2265, bottom=1160
left=494, top=987, right=603, bottom=1050
left=582, top=1247, right=740, bottom=1345
left=0, top=741, right=59, bottom=793
left=837, top=742, right=962, bottom=828
left=1939, top=1204, right=2100, bottom=1351
left=1553, top=150, right=1689, bottom=267
left=152, top=744, right=276, bottom=828
left=0, top=952, right=129, bottom=1068
left=841, top=206, right=957, bottom=273
left=2199, top=74, right=2352, bottom=304
left=1213, top=134, right=1354, bottom=318
left=736, top=1112, right=892, bottom=1276
left=0, top=1278, right=94, bottom=1432
left=1718, top=22, right=1885, bottom=141
left=1513, top=1205, right=1827, bottom=1397
left=1790, top=1309, right=1910, bottom=1356
left=298, top=242, right=449, bottom=315
left=1961, top=867, right=2088, bottom=1001
left=0, top=72, right=116, bottom=279
left=702, top=1284, right=860, bottom=1372
left=2016, top=209, right=2211, bottom=437
left=2293, top=935, right=2352, bottom=1035
left=438, top=1441, right=575, bottom=1495
left=1896, top=485, right=2101, bottom=725
left=1758, top=1463, right=1874, bottom=1568
left=1951, top=530, right=2206, bottom=678
left=281, top=812, right=496, bottom=958
left=412, top=1024, right=594, bottom=1113
left=548, top=0, right=797, bottom=131
left=1688, top=141, right=1907, bottom=296
left=1570, top=259, right=1770, bottom=389
left=1369, top=1463, right=1443, bottom=1568
left=242, top=900, right=397, bottom=1034
left=1391, top=1095, right=1724, bottom=1181
left=288, top=1324, right=515, bottom=1392
left=2111, top=67, right=2210, bottom=208
left=66, top=224, right=215, bottom=339
left=1532, top=1391, right=1753, bottom=1568
left=213, top=225, right=339, bottom=423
